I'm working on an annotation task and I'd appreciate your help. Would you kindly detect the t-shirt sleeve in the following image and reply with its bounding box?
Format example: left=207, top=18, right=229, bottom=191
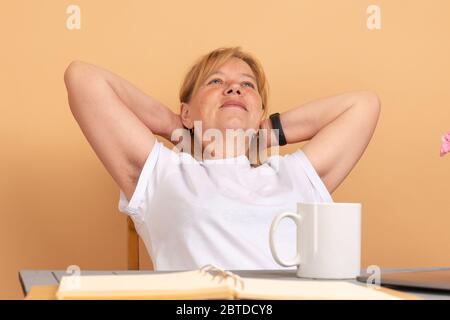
left=283, top=148, right=334, bottom=203
left=117, top=139, right=170, bottom=222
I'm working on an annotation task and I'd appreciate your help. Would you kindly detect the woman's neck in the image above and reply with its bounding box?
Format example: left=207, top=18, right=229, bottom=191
left=196, top=139, right=250, bottom=160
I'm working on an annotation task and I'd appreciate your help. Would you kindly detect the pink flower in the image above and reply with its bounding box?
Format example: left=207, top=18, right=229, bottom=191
left=441, top=130, right=450, bottom=157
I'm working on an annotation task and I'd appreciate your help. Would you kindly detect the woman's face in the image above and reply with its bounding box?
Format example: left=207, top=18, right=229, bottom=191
left=181, top=57, right=263, bottom=137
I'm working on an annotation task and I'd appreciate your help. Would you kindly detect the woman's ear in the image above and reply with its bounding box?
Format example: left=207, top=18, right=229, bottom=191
left=180, top=102, right=193, bottom=129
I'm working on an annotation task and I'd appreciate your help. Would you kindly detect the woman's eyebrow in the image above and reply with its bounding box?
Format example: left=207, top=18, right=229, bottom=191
left=208, top=71, right=256, bottom=81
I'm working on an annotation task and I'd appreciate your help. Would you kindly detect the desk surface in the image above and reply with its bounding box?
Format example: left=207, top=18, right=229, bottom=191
left=19, top=267, right=450, bottom=300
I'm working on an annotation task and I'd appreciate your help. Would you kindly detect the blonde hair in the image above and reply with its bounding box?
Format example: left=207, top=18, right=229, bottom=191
left=178, top=46, right=270, bottom=166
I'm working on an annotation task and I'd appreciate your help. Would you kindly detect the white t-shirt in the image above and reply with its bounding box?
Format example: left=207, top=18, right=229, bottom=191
left=118, top=140, right=333, bottom=271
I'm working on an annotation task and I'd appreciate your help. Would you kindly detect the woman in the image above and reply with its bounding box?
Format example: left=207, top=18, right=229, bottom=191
left=64, top=47, right=380, bottom=270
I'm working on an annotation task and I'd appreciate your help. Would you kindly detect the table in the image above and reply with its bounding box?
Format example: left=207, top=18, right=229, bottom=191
left=18, top=267, right=450, bottom=300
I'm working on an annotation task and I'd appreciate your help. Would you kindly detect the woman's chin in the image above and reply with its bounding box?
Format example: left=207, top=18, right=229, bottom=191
left=222, top=123, right=249, bottom=132
left=217, top=117, right=248, bottom=130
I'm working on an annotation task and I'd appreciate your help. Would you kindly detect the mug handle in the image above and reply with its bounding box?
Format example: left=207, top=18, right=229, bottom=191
left=269, top=212, right=302, bottom=267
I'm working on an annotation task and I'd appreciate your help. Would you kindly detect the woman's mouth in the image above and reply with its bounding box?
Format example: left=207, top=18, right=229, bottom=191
left=220, top=100, right=248, bottom=111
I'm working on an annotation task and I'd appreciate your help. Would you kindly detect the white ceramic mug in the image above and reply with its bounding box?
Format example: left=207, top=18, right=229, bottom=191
left=269, top=202, right=361, bottom=279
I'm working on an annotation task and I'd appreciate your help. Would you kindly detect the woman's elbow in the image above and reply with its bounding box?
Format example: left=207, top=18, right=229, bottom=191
left=355, top=90, right=381, bottom=115
left=64, top=60, right=96, bottom=88
left=363, top=91, right=381, bottom=109
left=64, top=60, right=83, bottom=87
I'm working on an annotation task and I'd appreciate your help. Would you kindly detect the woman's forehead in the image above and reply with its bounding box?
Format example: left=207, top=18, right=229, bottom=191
left=207, top=70, right=256, bottom=82
left=214, top=58, right=255, bottom=76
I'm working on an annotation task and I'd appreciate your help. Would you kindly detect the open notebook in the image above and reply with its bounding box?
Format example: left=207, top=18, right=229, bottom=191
left=56, top=265, right=419, bottom=300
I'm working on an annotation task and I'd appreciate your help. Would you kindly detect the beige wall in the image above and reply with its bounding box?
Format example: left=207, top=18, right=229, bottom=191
left=1, top=0, right=450, bottom=299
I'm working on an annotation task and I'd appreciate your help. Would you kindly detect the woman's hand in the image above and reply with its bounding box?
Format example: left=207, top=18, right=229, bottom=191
left=164, top=112, right=185, bottom=144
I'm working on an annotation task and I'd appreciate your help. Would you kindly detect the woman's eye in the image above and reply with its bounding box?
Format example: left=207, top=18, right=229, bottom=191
left=208, top=78, right=255, bottom=89
left=209, top=78, right=222, bottom=84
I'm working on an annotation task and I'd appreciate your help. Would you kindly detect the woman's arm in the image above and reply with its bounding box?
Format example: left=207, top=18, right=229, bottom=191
left=64, top=61, right=180, bottom=200
left=260, top=90, right=381, bottom=193
left=71, top=61, right=183, bottom=142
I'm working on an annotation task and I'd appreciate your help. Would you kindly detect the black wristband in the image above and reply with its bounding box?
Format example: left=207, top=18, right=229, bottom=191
left=269, top=113, right=287, bottom=146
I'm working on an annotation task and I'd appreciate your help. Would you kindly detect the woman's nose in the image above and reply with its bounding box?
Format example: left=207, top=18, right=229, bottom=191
left=225, top=84, right=241, bottom=95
